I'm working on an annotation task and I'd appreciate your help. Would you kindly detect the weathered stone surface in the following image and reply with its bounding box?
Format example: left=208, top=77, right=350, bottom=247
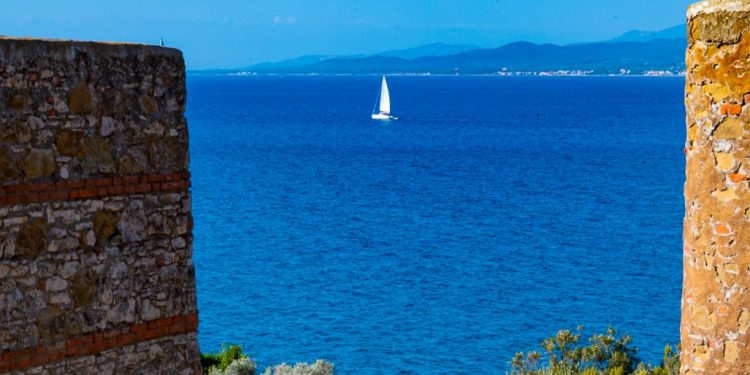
left=37, top=305, right=80, bottom=342
left=0, top=147, right=18, bottom=179
left=45, top=276, right=68, bottom=292
left=148, top=135, right=184, bottom=171
left=68, top=82, right=95, bottom=115
left=0, top=192, right=196, bottom=365
left=6, top=93, right=29, bottom=109
left=0, top=37, right=197, bottom=374
left=690, top=11, right=750, bottom=45
left=714, top=118, right=744, bottom=139
left=119, top=148, right=149, bottom=174
left=20, top=333, right=200, bottom=375
left=20, top=149, right=56, bottom=179
left=56, top=129, right=85, bottom=157
left=70, top=268, right=98, bottom=306
left=15, top=218, right=46, bottom=258
left=0, top=121, right=31, bottom=142
left=118, top=202, right=147, bottom=242
left=0, top=37, right=188, bottom=185
left=93, top=210, right=118, bottom=245
left=140, top=94, right=159, bottom=114
left=100, top=116, right=115, bottom=137
left=83, top=137, right=115, bottom=173
left=683, top=1, right=750, bottom=373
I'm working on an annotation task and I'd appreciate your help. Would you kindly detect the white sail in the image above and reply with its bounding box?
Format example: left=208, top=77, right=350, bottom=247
left=379, top=76, right=391, bottom=114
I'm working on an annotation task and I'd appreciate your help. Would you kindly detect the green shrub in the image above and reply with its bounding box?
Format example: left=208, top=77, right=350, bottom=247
left=262, top=359, right=335, bottom=375
left=202, top=344, right=254, bottom=375
left=210, top=357, right=257, bottom=375
left=510, top=327, right=679, bottom=375
left=200, top=345, right=334, bottom=375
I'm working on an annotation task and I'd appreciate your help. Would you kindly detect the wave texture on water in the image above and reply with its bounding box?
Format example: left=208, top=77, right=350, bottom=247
left=187, top=76, right=684, bottom=374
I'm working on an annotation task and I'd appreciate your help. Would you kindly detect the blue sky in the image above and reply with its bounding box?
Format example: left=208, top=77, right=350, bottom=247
left=1, top=0, right=693, bottom=69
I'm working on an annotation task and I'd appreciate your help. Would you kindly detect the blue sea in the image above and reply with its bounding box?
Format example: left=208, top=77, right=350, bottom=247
left=187, top=76, right=685, bottom=374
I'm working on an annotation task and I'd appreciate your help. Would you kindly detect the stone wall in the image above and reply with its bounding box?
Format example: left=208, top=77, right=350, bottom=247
left=0, top=38, right=200, bottom=374
left=683, top=1, right=750, bottom=373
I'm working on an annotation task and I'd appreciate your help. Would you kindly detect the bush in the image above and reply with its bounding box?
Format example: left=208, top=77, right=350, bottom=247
left=202, top=344, right=256, bottom=375
left=510, top=327, right=679, bottom=375
left=200, top=345, right=334, bottom=375
left=209, top=358, right=257, bottom=375
left=261, top=360, right=335, bottom=375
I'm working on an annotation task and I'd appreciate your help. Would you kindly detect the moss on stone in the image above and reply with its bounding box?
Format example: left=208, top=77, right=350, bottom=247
left=20, top=149, right=56, bottom=179
left=93, top=210, right=118, bottom=245
left=70, top=268, right=98, bottom=306
left=68, top=82, right=95, bottom=115
left=691, top=11, right=750, bottom=45
left=56, top=129, right=85, bottom=157
left=15, top=218, right=46, bottom=259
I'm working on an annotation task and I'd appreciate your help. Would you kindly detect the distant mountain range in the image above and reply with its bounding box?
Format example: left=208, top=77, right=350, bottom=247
left=374, top=43, right=480, bottom=59
left=191, top=25, right=687, bottom=76
left=608, top=25, right=685, bottom=43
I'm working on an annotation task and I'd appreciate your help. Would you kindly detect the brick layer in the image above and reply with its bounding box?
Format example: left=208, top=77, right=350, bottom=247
left=0, top=172, right=190, bottom=205
left=0, top=313, right=198, bottom=373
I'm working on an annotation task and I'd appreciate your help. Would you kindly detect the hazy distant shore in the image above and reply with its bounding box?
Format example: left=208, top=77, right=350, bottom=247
left=187, top=71, right=686, bottom=77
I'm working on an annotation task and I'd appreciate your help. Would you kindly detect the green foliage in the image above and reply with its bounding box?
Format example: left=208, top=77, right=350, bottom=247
left=510, top=327, right=680, bottom=375
left=261, top=359, right=335, bottom=375
left=202, top=344, right=253, bottom=374
left=634, top=345, right=680, bottom=375
left=200, top=345, right=335, bottom=375
left=210, top=358, right=256, bottom=375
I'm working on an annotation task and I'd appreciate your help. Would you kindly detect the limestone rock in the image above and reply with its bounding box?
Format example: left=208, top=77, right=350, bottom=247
left=106, top=298, right=135, bottom=324
left=140, top=299, right=161, bottom=321
left=147, top=135, right=183, bottom=171
left=0, top=121, right=31, bottom=142
left=93, top=210, right=118, bottom=245
left=118, top=204, right=146, bottom=242
left=690, top=10, right=750, bottom=45
left=37, top=306, right=80, bottom=341
left=139, top=94, right=158, bottom=114
left=0, top=148, right=18, bottom=179
left=45, top=277, right=68, bottom=292
left=100, top=116, right=115, bottom=137
left=56, top=129, right=85, bottom=157
left=16, top=218, right=46, bottom=258
left=20, top=149, right=55, bottom=179
left=6, top=93, right=29, bottom=109
left=84, top=137, right=115, bottom=174
left=119, top=149, right=149, bottom=174
left=69, top=83, right=95, bottom=115
left=70, top=268, right=98, bottom=306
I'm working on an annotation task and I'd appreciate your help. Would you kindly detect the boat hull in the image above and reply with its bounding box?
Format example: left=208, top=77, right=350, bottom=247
left=372, top=113, right=396, bottom=120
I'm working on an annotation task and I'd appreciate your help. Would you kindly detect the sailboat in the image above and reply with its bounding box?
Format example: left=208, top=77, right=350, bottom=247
left=371, top=76, right=398, bottom=120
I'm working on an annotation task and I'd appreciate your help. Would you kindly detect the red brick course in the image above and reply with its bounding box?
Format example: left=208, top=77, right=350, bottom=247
left=0, top=172, right=191, bottom=205
left=0, top=313, right=198, bottom=373
left=721, top=103, right=744, bottom=116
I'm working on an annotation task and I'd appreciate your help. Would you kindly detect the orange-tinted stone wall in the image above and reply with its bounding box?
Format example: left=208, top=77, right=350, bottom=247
left=683, top=1, right=750, bottom=373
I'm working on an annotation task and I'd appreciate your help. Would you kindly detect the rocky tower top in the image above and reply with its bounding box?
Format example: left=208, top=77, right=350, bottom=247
left=689, top=0, right=750, bottom=18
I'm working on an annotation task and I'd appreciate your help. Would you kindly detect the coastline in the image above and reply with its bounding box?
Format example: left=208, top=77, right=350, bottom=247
left=187, top=72, right=687, bottom=78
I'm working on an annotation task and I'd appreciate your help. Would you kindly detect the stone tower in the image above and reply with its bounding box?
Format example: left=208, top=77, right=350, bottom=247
left=683, top=1, right=750, bottom=373
left=0, top=38, right=200, bottom=373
